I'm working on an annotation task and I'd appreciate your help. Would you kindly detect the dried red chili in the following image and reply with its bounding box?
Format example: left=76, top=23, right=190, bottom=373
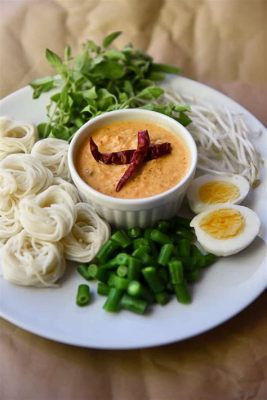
left=90, top=138, right=134, bottom=164
left=89, top=130, right=173, bottom=192
left=90, top=138, right=171, bottom=165
left=116, top=130, right=150, bottom=192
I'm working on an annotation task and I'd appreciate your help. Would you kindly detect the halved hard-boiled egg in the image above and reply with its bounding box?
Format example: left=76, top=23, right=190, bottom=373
left=190, top=204, right=260, bottom=256
left=187, top=174, right=250, bottom=214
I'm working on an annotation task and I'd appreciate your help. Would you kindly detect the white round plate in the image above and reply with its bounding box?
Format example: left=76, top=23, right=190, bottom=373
left=0, top=77, right=266, bottom=349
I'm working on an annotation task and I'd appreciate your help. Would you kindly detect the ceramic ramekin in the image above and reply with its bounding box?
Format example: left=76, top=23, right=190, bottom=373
left=68, top=109, right=197, bottom=228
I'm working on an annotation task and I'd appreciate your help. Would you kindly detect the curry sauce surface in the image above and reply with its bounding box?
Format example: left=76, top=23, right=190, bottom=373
left=76, top=121, right=190, bottom=199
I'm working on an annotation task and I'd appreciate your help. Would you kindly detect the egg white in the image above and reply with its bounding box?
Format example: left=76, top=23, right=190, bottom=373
left=190, top=204, right=260, bottom=256
left=187, top=174, right=250, bottom=214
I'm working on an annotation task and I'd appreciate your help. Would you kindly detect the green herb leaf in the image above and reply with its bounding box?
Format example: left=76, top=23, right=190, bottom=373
left=137, top=86, right=164, bottom=100
left=151, top=63, right=181, bottom=74
left=37, top=123, right=50, bottom=139
left=104, top=50, right=126, bottom=61
left=92, top=60, right=125, bottom=80
left=103, top=31, right=122, bottom=48
left=31, top=32, right=189, bottom=142
left=46, top=49, right=64, bottom=73
left=175, top=112, right=192, bottom=126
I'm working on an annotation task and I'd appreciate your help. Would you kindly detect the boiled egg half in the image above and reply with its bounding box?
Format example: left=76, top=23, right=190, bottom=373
left=190, top=204, right=260, bottom=256
left=187, top=174, right=250, bottom=214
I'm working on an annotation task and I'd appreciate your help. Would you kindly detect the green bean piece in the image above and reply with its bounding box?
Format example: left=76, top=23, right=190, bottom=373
left=176, top=227, right=195, bottom=241
left=155, top=291, right=170, bottom=305
left=142, top=266, right=165, bottom=293
left=174, top=281, right=192, bottom=304
left=87, top=264, right=98, bottom=279
left=127, top=280, right=154, bottom=302
left=97, top=282, right=110, bottom=296
left=121, top=294, right=148, bottom=315
left=172, top=216, right=191, bottom=229
left=166, top=281, right=175, bottom=293
left=144, top=228, right=153, bottom=240
left=96, top=239, right=120, bottom=263
left=115, top=253, right=130, bottom=265
left=95, top=267, right=110, bottom=283
left=157, top=220, right=171, bottom=232
left=77, top=264, right=90, bottom=280
left=127, top=257, right=142, bottom=280
left=191, top=245, right=205, bottom=269
left=116, top=265, right=128, bottom=278
left=186, top=269, right=201, bottom=283
left=158, top=267, right=169, bottom=283
left=158, top=243, right=174, bottom=266
left=133, top=238, right=150, bottom=251
left=107, top=272, right=117, bottom=287
left=111, top=230, right=131, bottom=248
left=178, top=238, right=191, bottom=258
left=150, top=229, right=172, bottom=245
left=168, top=260, right=184, bottom=284
left=103, top=288, right=123, bottom=312
left=76, top=284, right=91, bottom=306
left=104, top=252, right=130, bottom=268
left=132, top=247, right=153, bottom=265
left=203, top=253, right=217, bottom=268
left=127, top=227, right=142, bottom=239
left=113, top=275, right=130, bottom=290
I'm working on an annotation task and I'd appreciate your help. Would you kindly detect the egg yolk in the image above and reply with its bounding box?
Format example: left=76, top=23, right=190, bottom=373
left=199, top=181, right=240, bottom=204
left=200, top=208, right=245, bottom=239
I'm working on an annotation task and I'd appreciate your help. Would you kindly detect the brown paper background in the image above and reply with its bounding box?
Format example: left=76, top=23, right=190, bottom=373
left=0, top=1, right=267, bottom=399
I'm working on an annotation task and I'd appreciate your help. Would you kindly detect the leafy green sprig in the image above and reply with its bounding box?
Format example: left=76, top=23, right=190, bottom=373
left=30, top=32, right=191, bottom=141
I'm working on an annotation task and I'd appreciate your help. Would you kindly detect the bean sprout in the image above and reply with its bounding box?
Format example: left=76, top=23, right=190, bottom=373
left=161, top=89, right=263, bottom=186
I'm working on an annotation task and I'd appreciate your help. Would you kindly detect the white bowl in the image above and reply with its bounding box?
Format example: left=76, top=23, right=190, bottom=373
left=68, top=109, right=197, bottom=228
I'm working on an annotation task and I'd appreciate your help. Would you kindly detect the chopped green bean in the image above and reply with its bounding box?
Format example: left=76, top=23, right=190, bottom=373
left=157, top=220, right=171, bottom=232
left=121, top=294, right=148, bottom=314
left=97, top=282, right=110, bottom=296
left=111, top=230, right=131, bottom=248
left=107, top=272, right=117, bottom=287
left=95, top=267, right=110, bottom=283
left=127, top=280, right=154, bottom=302
left=178, top=238, right=191, bottom=258
left=191, top=245, right=205, bottom=269
left=127, top=257, right=142, bottom=280
left=150, top=229, right=172, bottom=245
left=133, top=238, right=150, bottom=250
left=116, top=265, right=128, bottom=278
left=158, top=243, right=174, bottom=266
left=104, top=252, right=130, bottom=268
left=132, top=247, right=153, bottom=264
left=77, top=264, right=90, bottom=280
left=158, top=267, right=169, bottom=283
left=157, top=220, right=171, bottom=233
left=103, top=288, right=123, bottom=312
left=186, top=269, right=201, bottom=283
left=112, top=275, right=129, bottom=290
left=144, top=228, right=153, bottom=240
left=173, top=216, right=191, bottom=229
left=168, top=260, right=184, bottom=284
left=103, top=287, right=123, bottom=312
left=155, top=291, right=170, bottom=305
left=127, top=227, right=142, bottom=239
left=96, top=239, right=120, bottom=263
left=76, top=216, right=218, bottom=313
left=87, top=264, right=98, bottom=279
left=203, top=253, right=217, bottom=268
left=174, top=281, right=191, bottom=304
left=76, top=284, right=91, bottom=306
left=142, top=266, right=165, bottom=293
left=175, top=227, right=195, bottom=241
